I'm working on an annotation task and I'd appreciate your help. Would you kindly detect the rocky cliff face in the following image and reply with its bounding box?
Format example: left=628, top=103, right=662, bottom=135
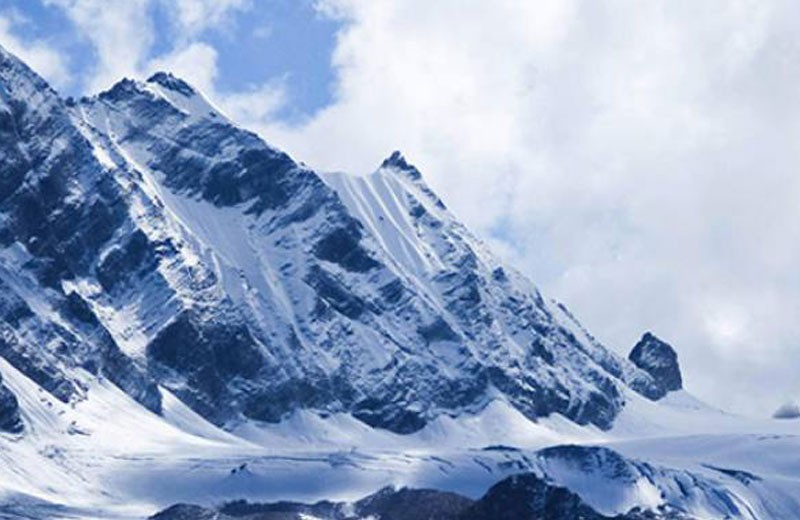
left=0, top=46, right=162, bottom=416
left=0, top=43, right=671, bottom=435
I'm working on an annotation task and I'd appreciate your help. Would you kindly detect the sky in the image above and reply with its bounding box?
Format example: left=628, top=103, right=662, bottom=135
left=1, top=0, right=799, bottom=417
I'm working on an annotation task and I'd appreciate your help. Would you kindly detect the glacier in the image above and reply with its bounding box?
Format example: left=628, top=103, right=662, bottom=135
left=0, top=44, right=798, bottom=519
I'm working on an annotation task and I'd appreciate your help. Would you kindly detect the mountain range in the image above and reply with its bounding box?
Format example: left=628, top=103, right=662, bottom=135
left=0, top=44, right=798, bottom=519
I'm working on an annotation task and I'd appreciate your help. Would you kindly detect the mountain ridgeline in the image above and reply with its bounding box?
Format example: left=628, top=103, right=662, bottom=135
left=0, top=44, right=682, bottom=435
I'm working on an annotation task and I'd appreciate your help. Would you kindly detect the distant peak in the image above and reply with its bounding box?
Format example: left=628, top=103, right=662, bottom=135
left=146, top=72, right=196, bottom=97
left=381, top=150, right=422, bottom=180
left=629, top=332, right=682, bottom=394
left=95, top=77, right=143, bottom=103
left=773, top=401, right=800, bottom=419
left=382, top=150, right=408, bottom=168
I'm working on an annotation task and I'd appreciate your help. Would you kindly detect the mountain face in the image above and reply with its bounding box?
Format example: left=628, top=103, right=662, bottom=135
left=0, top=44, right=676, bottom=436
left=0, top=45, right=161, bottom=416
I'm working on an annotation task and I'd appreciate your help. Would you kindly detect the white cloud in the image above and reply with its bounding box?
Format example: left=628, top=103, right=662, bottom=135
left=253, top=0, right=800, bottom=417
left=44, top=0, right=154, bottom=91
left=219, top=82, right=287, bottom=126
left=169, top=0, right=251, bottom=37
left=145, top=41, right=219, bottom=94
left=144, top=41, right=287, bottom=123
left=0, top=15, right=70, bottom=89
left=44, top=0, right=252, bottom=92
left=42, top=0, right=286, bottom=123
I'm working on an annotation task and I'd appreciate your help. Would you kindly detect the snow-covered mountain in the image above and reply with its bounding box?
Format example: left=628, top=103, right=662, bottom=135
left=0, top=43, right=669, bottom=435
left=0, top=44, right=798, bottom=519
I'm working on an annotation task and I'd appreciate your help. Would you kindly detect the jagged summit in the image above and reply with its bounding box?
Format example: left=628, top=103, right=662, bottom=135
left=93, top=71, right=228, bottom=132
left=146, top=71, right=197, bottom=96
left=380, top=150, right=422, bottom=180
left=96, top=77, right=139, bottom=100
left=628, top=332, right=682, bottom=398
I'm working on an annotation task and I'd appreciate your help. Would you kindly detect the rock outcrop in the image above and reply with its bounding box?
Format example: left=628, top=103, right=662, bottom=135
left=629, top=332, right=682, bottom=399
left=0, top=371, right=22, bottom=433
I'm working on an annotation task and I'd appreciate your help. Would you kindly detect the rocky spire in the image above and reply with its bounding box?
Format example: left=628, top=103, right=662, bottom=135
left=629, top=332, right=683, bottom=396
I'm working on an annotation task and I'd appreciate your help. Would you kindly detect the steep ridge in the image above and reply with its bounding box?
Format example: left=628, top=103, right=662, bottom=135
left=0, top=45, right=162, bottom=415
left=0, top=42, right=675, bottom=435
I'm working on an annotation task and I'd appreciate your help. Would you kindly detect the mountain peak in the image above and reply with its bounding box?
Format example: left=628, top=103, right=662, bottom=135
left=380, top=150, right=422, bottom=180
left=146, top=71, right=197, bottom=97
left=94, top=71, right=221, bottom=125
left=96, top=77, right=141, bottom=102
left=629, top=332, right=682, bottom=394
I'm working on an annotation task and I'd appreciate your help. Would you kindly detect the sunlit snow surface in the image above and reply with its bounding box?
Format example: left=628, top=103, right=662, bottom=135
left=1, top=348, right=799, bottom=520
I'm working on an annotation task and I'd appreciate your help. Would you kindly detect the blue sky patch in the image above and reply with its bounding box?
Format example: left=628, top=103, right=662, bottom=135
left=1, top=0, right=341, bottom=123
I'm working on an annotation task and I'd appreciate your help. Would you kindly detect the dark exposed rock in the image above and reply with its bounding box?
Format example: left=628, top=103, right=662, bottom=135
left=381, top=150, right=422, bottom=180
left=306, top=266, right=368, bottom=320
left=82, top=66, right=638, bottom=434
left=312, top=226, right=379, bottom=273
left=150, top=504, right=230, bottom=520
left=628, top=332, right=682, bottom=398
left=147, top=72, right=197, bottom=96
left=147, top=312, right=264, bottom=423
left=773, top=401, right=800, bottom=419
left=96, top=229, right=156, bottom=291
left=356, top=486, right=473, bottom=520
left=0, top=46, right=161, bottom=414
left=221, top=499, right=342, bottom=519
left=0, top=370, right=22, bottom=434
left=463, top=473, right=607, bottom=520
left=702, top=464, right=762, bottom=486
left=242, top=377, right=342, bottom=424
left=418, top=317, right=460, bottom=344
left=352, top=399, right=427, bottom=434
